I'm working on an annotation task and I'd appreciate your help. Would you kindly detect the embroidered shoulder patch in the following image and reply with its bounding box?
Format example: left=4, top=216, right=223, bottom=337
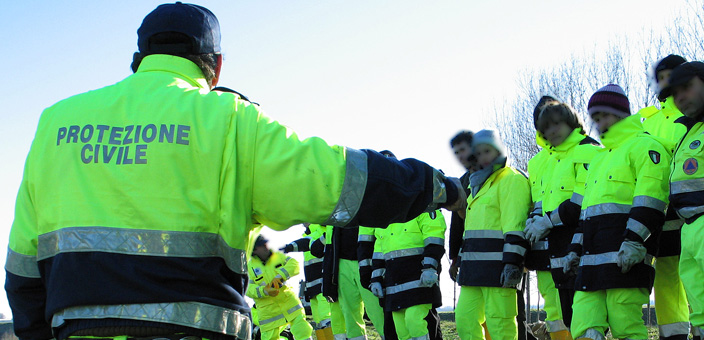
left=649, top=150, right=661, bottom=164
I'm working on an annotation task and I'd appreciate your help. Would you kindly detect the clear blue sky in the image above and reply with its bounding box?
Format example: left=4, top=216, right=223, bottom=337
left=0, top=0, right=684, bottom=317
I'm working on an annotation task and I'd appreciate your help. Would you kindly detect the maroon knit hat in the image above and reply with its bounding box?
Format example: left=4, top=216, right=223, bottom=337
left=588, top=84, right=630, bottom=118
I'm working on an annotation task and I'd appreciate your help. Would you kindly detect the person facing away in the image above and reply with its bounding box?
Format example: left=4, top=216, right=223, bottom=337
left=4, top=3, right=466, bottom=340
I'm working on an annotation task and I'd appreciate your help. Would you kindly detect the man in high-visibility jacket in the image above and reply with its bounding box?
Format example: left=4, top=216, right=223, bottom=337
left=280, top=224, right=333, bottom=340
left=638, top=54, right=690, bottom=340
left=247, top=236, right=312, bottom=340
left=564, top=84, right=672, bottom=340
left=661, top=61, right=704, bottom=339
left=4, top=4, right=466, bottom=340
left=368, top=210, right=446, bottom=340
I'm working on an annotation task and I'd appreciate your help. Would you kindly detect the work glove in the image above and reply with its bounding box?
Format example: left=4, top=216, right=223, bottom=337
left=263, top=282, right=280, bottom=297
left=270, top=276, right=284, bottom=288
left=524, top=214, right=553, bottom=244
left=419, top=269, right=439, bottom=287
left=279, top=243, right=295, bottom=253
left=499, top=263, right=522, bottom=288
left=449, top=258, right=460, bottom=282
left=617, top=240, right=647, bottom=273
left=369, top=282, right=384, bottom=298
left=563, top=252, right=580, bottom=276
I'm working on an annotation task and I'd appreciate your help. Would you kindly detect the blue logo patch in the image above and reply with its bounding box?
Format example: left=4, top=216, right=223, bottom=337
left=684, top=158, right=698, bottom=175
left=690, top=140, right=701, bottom=149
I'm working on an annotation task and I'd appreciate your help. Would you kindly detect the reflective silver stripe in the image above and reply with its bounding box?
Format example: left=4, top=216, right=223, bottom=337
left=581, top=203, right=630, bottom=219
left=427, top=169, right=448, bottom=211
left=423, top=257, right=438, bottom=268
left=384, top=247, right=423, bottom=260
left=259, top=313, right=285, bottom=325
left=532, top=240, right=548, bottom=251
left=358, top=259, right=372, bottom=267
left=550, top=257, right=567, bottom=269
left=349, top=335, right=366, bottom=340
left=279, top=267, right=291, bottom=280
left=324, top=148, right=368, bottom=226
left=633, top=195, right=667, bottom=212
left=358, top=234, right=375, bottom=242
left=305, top=258, right=323, bottom=266
left=663, top=219, right=685, bottom=232
left=256, top=286, right=263, bottom=298
left=386, top=280, right=424, bottom=295
left=37, top=227, right=247, bottom=274
left=693, top=326, right=704, bottom=337
left=334, top=334, right=347, bottom=340
left=287, top=304, right=303, bottom=314
left=545, top=319, right=568, bottom=332
left=460, top=252, right=503, bottom=261
left=504, top=231, right=525, bottom=238
left=677, top=205, right=704, bottom=219
left=580, top=328, right=606, bottom=340
left=409, top=334, right=430, bottom=340
left=248, top=279, right=256, bottom=284
left=423, top=237, right=444, bottom=247
left=503, top=244, right=526, bottom=257
left=372, top=268, right=385, bottom=278
left=306, top=278, right=323, bottom=288
left=291, top=243, right=299, bottom=252
left=580, top=251, right=654, bottom=267
left=372, top=252, right=384, bottom=260
left=550, top=211, right=564, bottom=227
left=463, top=230, right=503, bottom=240
left=319, top=235, right=326, bottom=244
left=659, top=322, right=690, bottom=337
left=5, top=248, right=40, bottom=278
left=534, top=201, right=543, bottom=212
left=571, top=193, right=584, bottom=206
left=572, top=233, right=583, bottom=245
left=626, top=219, right=651, bottom=241
left=52, top=302, right=251, bottom=339
left=671, top=178, right=704, bottom=194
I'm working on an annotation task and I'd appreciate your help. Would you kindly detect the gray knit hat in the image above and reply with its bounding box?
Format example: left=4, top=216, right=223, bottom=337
left=472, top=129, right=505, bottom=155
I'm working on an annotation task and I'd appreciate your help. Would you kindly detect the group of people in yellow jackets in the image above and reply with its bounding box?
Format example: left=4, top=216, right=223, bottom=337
left=245, top=54, right=704, bottom=340
left=453, top=53, right=702, bottom=340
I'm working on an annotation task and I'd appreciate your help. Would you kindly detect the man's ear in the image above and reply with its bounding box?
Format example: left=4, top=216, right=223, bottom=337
left=211, top=54, right=223, bottom=88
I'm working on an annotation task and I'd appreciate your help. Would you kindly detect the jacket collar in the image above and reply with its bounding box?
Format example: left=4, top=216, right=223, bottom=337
left=551, top=128, right=585, bottom=153
left=599, top=114, right=643, bottom=149
left=136, top=54, right=210, bottom=89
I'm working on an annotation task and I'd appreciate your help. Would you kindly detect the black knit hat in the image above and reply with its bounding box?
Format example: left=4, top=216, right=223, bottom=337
left=659, top=61, right=704, bottom=100
left=533, top=96, right=559, bottom=129
left=588, top=84, right=630, bottom=118
left=655, top=54, right=687, bottom=77
left=254, top=235, right=269, bottom=248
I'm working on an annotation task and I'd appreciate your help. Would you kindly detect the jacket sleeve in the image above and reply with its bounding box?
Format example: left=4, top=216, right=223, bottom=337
left=357, top=226, right=376, bottom=289
left=527, top=157, right=544, bottom=218
left=248, top=109, right=457, bottom=230
left=275, top=253, right=301, bottom=282
left=6, top=158, right=53, bottom=340
left=419, top=211, right=447, bottom=272
left=500, top=171, right=532, bottom=266
left=370, top=229, right=386, bottom=287
left=289, top=237, right=312, bottom=253
left=624, top=140, right=671, bottom=244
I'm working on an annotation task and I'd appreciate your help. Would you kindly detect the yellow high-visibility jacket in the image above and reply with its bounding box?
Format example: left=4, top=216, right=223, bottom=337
left=570, top=114, right=672, bottom=291
left=246, top=251, right=303, bottom=331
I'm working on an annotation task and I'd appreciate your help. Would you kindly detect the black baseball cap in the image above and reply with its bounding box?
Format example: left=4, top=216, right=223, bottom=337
left=254, top=235, right=269, bottom=248
left=138, top=2, right=221, bottom=54
left=659, top=61, right=704, bottom=100
left=655, top=54, right=687, bottom=76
